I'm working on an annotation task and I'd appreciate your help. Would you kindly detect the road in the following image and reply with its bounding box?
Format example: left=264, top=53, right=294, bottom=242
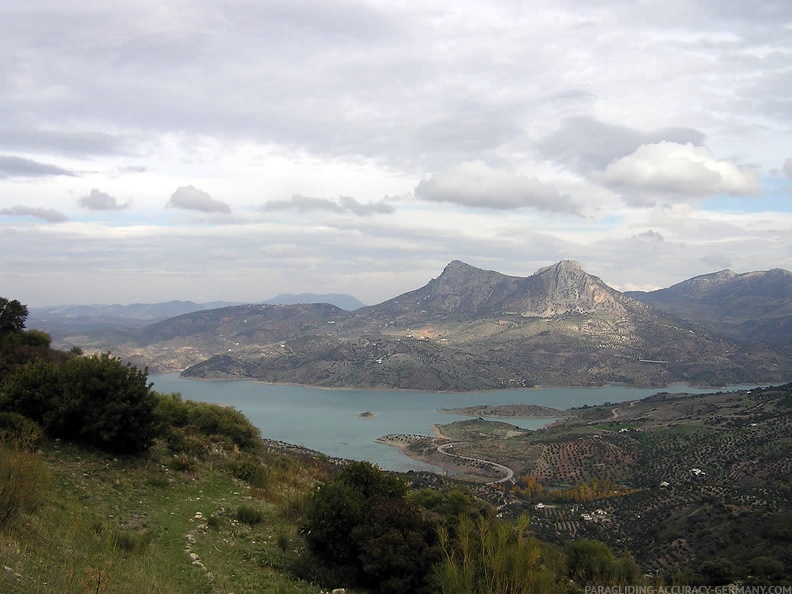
left=437, top=441, right=514, bottom=484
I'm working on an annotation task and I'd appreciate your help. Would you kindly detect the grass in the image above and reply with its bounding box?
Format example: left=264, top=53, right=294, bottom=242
left=0, top=438, right=330, bottom=594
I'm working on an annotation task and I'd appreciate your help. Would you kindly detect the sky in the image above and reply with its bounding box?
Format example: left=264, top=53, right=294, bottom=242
left=1, top=0, right=791, bottom=307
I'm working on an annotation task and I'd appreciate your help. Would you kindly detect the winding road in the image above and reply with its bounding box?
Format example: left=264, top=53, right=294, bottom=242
left=437, top=441, right=514, bottom=484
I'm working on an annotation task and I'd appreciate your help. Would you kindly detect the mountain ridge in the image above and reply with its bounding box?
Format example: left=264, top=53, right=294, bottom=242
left=78, top=260, right=792, bottom=390
left=626, top=267, right=792, bottom=352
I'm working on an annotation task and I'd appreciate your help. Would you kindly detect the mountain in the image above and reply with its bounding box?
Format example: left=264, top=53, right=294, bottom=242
left=362, top=260, right=630, bottom=323
left=626, top=268, right=792, bottom=353
left=91, top=261, right=792, bottom=389
left=261, top=293, right=365, bottom=310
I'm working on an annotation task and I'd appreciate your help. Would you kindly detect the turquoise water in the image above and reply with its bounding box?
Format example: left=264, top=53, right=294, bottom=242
left=150, top=374, right=753, bottom=472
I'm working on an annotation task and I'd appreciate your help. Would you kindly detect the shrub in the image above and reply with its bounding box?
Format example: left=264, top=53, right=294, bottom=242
left=302, top=461, right=439, bottom=593
left=112, top=529, right=151, bottom=553
left=207, top=515, right=221, bottom=530
left=0, top=412, right=42, bottom=450
left=0, top=446, right=50, bottom=526
left=228, top=454, right=271, bottom=488
left=155, top=393, right=261, bottom=452
left=1, top=353, right=158, bottom=454
left=566, top=539, right=639, bottom=586
left=168, top=454, right=195, bottom=472
left=19, top=329, right=52, bottom=348
left=435, top=514, right=565, bottom=594
left=235, top=504, right=264, bottom=525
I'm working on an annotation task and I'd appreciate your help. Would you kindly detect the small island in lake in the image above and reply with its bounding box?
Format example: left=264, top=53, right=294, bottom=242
left=358, top=411, right=377, bottom=419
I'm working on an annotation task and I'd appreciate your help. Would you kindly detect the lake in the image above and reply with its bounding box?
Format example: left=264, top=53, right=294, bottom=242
left=150, top=374, right=752, bottom=472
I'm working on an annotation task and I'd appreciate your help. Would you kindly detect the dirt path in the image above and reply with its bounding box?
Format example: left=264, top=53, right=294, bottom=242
left=436, top=442, right=514, bottom=484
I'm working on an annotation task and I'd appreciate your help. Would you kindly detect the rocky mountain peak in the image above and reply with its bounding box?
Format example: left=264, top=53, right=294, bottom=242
left=525, top=260, right=625, bottom=317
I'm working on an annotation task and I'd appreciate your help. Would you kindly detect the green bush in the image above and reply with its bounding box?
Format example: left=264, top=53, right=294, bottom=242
left=18, top=329, right=52, bottom=348
left=566, top=539, right=640, bottom=586
left=302, top=461, right=439, bottom=594
left=228, top=454, right=272, bottom=488
left=155, top=393, right=261, bottom=452
left=1, top=353, right=158, bottom=454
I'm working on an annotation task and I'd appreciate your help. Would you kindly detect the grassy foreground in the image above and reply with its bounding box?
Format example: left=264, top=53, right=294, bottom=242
left=0, top=436, right=333, bottom=594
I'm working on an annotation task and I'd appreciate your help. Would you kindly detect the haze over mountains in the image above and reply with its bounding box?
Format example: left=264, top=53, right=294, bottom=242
left=44, top=260, right=792, bottom=391
left=28, top=293, right=365, bottom=335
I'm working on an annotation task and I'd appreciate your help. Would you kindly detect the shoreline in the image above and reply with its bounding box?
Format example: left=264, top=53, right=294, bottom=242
left=376, top=425, right=505, bottom=482
left=149, top=370, right=768, bottom=394
left=157, top=371, right=759, bottom=394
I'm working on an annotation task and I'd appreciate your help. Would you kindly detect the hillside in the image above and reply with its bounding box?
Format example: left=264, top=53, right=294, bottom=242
left=88, top=261, right=792, bottom=388
left=383, top=383, right=792, bottom=584
left=626, top=268, right=792, bottom=352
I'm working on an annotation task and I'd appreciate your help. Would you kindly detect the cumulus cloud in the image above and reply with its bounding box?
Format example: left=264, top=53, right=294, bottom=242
left=262, top=194, right=394, bottom=216
left=79, top=189, right=129, bottom=211
left=784, top=157, right=792, bottom=178
left=599, top=142, right=760, bottom=199
left=414, top=161, right=578, bottom=214
left=0, top=155, right=75, bottom=178
left=167, top=185, right=231, bottom=214
left=0, top=205, right=68, bottom=222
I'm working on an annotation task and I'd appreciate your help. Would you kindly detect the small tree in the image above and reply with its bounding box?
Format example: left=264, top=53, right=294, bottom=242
left=302, top=461, right=439, bottom=593
left=0, top=298, right=28, bottom=335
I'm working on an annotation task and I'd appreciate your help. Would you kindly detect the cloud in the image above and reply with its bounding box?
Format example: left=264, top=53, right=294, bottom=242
left=262, top=194, right=394, bottom=216
left=699, top=254, right=732, bottom=270
left=263, top=195, right=344, bottom=214
left=414, top=161, right=578, bottom=213
left=338, top=196, right=394, bottom=216
left=0, top=155, right=75, bottom=178
left=538, top=117, right=707, bottom=174
left=0, top=205, right=68, bottom=222
left=599, top=142, right=760, bottom=200
left=784, top=157, right=792, bottom=178
left=638, top=230, right=664, bottom=242
left=79, top=189, right=129, bottom=211
left=167, top=185, right=231, bottom=214
left=0, top=129, right=127, bottom=157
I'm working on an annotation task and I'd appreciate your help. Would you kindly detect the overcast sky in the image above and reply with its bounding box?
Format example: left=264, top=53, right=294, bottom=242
left=2, top=0, right=791, bottom=307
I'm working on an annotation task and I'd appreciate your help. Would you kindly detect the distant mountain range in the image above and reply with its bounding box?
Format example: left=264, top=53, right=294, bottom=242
left=61, top=260, right=791, bottom=390
left=28, top=293, right=365, bottom=337
left=626, top=268, right=792, bottom=353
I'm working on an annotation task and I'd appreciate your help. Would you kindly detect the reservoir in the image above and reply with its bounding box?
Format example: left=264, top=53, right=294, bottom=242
left=151, top=374, right=752, bottom=472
